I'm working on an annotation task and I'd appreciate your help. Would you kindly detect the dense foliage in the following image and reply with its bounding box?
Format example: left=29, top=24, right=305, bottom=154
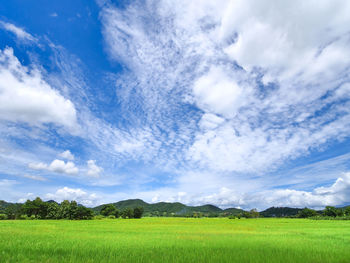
left=0, top=198, right=146, bottom=220
left=260, top=207, right=303, bottom=217
left=1, top=198, right=94, bottom=220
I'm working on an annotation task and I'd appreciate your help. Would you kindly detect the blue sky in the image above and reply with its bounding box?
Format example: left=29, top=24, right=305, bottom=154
left=1, top=0, right=350, bottom=209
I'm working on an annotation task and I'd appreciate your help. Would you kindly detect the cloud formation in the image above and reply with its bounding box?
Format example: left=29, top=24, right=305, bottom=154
left=0, top=48, right=78, bottom=130
left=59, top=150, right=75, bottom=161
left=87, top=160, right=102, bottom=178
left=45, top=187, right=98, bottom=206
left=100, top=0, right=350, bottom=174
left=29, top=159, right=79, bottom=175
left=0, top=21, right=36, bottom=42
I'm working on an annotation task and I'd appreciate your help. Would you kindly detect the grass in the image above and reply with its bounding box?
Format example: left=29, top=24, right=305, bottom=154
left=0, top=218, right=350, bottom=262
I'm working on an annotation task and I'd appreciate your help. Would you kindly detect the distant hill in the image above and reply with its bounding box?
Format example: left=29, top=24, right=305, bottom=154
left=92, top=199, right=243, bottom=216
left=260, top=207, right=303, bottom=217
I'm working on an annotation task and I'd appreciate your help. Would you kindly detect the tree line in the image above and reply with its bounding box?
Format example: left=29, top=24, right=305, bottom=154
left=99, top=204, right=144, bottom=219
left=297, top=206, right=350, bottom=219
left=0, top=198, right=144, bottom=220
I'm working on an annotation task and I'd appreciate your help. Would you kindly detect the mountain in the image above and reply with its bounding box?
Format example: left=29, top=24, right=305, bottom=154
left=260, top=207, right=303, bottom=217
left=92, top=199, right=243, bottom=216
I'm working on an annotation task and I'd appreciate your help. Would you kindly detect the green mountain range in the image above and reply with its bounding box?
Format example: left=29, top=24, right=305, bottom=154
left=92, top=199, right=243, bottom=216
left=3, top=199, right=344, bottom=217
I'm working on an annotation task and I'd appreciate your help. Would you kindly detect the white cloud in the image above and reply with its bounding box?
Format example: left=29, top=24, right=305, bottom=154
left=0, top=179, right=18, bottom=187
left=193, top=66, right=248, bottom=118
left=141, top=172, right=350, bottom=210
left=28, top=159, right=78, bottom=175
left=0, top=47, right=78, bottom=130
left=59, top=150, right=75, bottom=161
left=22, top=174, right=46, bottom=181
left=100, top=0, right=350, bottom=174
left=48, top=159, right=79, bottom=175
left=87, top=160, right=102, bottom=178
left=45, top=187, right=99, bottom=206
left=28, top=162, right=48, bottom=170
left=0, top=21, right=36, bottom=42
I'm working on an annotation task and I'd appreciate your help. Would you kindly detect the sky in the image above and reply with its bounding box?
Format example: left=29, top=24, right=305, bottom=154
left=0, top=0, right=350, bottom=210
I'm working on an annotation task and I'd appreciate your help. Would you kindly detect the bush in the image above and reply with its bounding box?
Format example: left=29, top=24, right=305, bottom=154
left=228, top=215, right=236, bottom=219
left=94, top=215, right=104, bottom=220
left=108, top=215, right=116, bottom=219
left=0, top=214, right=7, bottom=220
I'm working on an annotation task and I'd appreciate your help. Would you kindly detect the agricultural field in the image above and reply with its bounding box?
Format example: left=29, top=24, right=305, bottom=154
left=0, top=218, right=349, bottom=262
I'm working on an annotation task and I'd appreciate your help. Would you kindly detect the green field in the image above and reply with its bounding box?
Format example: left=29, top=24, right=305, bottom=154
left=0, top=218, right=349, bottom=262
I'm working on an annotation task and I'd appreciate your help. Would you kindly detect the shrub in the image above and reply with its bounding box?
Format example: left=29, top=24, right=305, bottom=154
left=108, top=215, right=116, bottom=219
left=94, top=215, right=104, bottom=220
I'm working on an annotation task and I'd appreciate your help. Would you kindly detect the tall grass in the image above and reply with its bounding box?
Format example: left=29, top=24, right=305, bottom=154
left=0, top=218, right=349, bottom=262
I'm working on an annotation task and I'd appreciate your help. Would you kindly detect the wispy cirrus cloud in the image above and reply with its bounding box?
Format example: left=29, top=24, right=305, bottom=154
left=0, top=21, right=37, bottom=42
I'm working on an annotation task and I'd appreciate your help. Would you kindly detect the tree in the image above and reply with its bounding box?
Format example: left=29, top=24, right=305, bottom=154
left=297, top=208, right=317, bottom=218
left=249, top=209, right=260, bottom=218
left=22, top=197, right=47, bottom=218
left=121, top=208, right=134, bottom=219
left=0, top=214, right=7, bottom=220
left=46, top=202, right=59, bottom=219
left=100, top=204, right=116, bottom=217
left=5, top=204, right=21, bottom=219
left=324, top=206, right=337, bottom=217
left=114, top=208, right=120, bottom=218
left=59, top=200, right=71, bottom=219
left=68, top=201, right=79, bottom=219
left=345, top=206, right=350, bottom=216
left=74, top=206, right=94, bottom=220
left=133, top=207, right=144, bottom=219
left=336, top=208, right=344, bottom=217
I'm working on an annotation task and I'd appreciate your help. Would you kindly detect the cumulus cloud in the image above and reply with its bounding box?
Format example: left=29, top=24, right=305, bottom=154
left=0, top=48, right=78, bottom=130
left=59, top=150, right=75, bottom=161
left=0, top=21, right=36, bottom=42
left=49, top=159, right=79, bottom=175
left=87, top=160, right=102, bottom=178
left=45, top=187, right=99, bottom=206
left=145, top=173, right=350, bottom=210
left=28, top=159, right=78, bottom=175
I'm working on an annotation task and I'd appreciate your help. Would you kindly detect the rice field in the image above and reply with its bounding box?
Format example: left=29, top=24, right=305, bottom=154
left=0, top=218, right=349, bottom=262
